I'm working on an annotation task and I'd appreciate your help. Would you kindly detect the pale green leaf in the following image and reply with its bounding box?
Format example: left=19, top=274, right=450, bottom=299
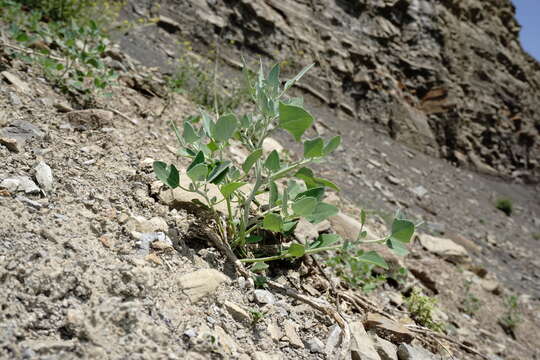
left=242, top=148, right=263, bottom=173
left=287, top=243, right=305, bottom=257
left=278, top=102, right=314, bottom=141
left=153, top=161, right=179, bottom=189
left=390, top=219, right=415, bottom=243
left=212, top=114, right=238, bottom=142
left=306, top=202, right=338, bottom=223
left=220, top=182, right=247, bottom=198
left=283, top=63, right=314, bottom=91
left=292, top=197, right=318, bottom=216
left=303, top=138, right=324, bottom=158
left=357, top=251, right=389, bottom=269
left=187, top=163, right=208, bottom=182
left=264, top=150, right=281, bottom=172
left=263, top=213, right=282, bottom=232
left=183, top=121, right=199, bottom=144
left=323, top=135, right=341, bottom=155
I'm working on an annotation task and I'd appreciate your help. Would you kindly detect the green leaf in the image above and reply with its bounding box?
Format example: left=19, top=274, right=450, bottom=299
left=264, top=150, right=280, bottom=172
left=278, top=102, right=314, bottom=141
left=207, top=161, right=231, bottom=184
left=187, top=163, right=208, bottom=182
left=242, top=148, right=263, bottom=173
left=269, top=181, right=278, bottom=209
left=309, top=233, right=341, bottom=249
left=386, top=238, right=409, bottom=257
left=250, top=262, right=269, bottom=273
left=303, top=138, right=324, bottom=158
left=281, top=187, right=289, bottom=217
left=282, top=220, right=297, bottom=233
left=287, top=243, right=305, bottom=257
left=295, top=187, right=325, bottom=201
left=240, top=114, right=251, bottom=128
left=183, top=121, right=199, bottom=144
left=212, top=114, right=238, bottom=142
left=292, top=197, right=318, bottom=216
left=266, top=63, right=280, bottom=96
left=306, top=202, right=339, bottom=223
left=360, top=209, right=367, bottom=226
left=357, top=251, right=389, bottom=269
left=220, top=182, right=247, bottom=198
left=246, top=235, right=263, bottom=244
left=201, top=110, right=214, bottom=137
left=323, top=136, right=341, bottom=155
left=357, top=230, right=368, bottom=240
left=313, top=177, right=340, bottom=191
left=263, top=213, right=282, bottom=232
left=153, top=161, right=179, bottom=189
left=283, top=63, right=314, bottom=91
left=15, top=32, right=29, bottom=42
left=390, top=219, right=415, bottom=243
left=187, top=151, right=205, bottom=172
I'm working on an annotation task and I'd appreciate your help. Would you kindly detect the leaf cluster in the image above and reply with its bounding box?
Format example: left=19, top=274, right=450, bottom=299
left=405, top=288, right=445, bottom=332
left=154, top=61, right=415, bottom=270
left=1, top=0, right=118, bottom=98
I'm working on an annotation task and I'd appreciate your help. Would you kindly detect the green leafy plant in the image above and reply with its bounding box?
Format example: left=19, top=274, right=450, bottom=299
left=406, top=288, right=445, bottom=332
left=154, top=62, right=415, bottom=269
left=499, top=295, right=522, bottom=337
left=2, top=0, right=118, bottom=98
left=495, top=198, right=513, bottom=216
left=459, top=280, right=483, bottom=317
left=249, top=309, right=266, bottom=325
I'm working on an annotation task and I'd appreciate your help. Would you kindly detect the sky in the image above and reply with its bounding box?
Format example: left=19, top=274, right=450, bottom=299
left=513, top=0, right=540, bottom=61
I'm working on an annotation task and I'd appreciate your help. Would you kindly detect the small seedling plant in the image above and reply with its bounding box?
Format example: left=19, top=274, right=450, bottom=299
left=154, top=62, right=415, bottom=270
left=2, top=1, right=117, bottom=97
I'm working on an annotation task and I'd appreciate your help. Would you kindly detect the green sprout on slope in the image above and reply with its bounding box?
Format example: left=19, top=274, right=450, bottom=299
left=154, top=61, right=415, bottom=269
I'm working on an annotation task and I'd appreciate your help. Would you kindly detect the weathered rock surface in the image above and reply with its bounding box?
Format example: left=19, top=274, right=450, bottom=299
left=177, top=269, right=230, bottom=302
left=135, top=0, right=540, bottom=179
left=418, top=233, right=469, bottom=263
left=350, top=321, right=381, bottom=360
left=365, top=313, right=414, bottom=344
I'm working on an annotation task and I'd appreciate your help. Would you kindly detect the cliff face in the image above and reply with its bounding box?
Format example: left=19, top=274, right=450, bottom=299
left=132, top=0, right=540, bottom=179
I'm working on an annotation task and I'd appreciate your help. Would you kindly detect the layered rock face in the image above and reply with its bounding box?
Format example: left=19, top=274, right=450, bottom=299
left=145, top=0, right=540, bottom=179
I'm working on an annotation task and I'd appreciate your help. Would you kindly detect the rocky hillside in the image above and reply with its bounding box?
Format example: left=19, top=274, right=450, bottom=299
left=124, top=0, right=540, bottom=181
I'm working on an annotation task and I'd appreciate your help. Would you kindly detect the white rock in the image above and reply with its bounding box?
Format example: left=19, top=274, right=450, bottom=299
left=177, top=269, right=230, bottom=302
left=224, top=301, right=251, bottom=323
left=34, top=161, right=53, bottom=191
left=294, top=218, right=319, bottom=244
left=306, top=337, right=325, bottom=353
left=325, top=324, right=342, bottom=356
left=254, top=289, right=275, bottom=305
left=284, top=320, right=304, bottom=348
left=17, top=176, right=40, bottom=194
left=0, top=178, right=20, bottom=192
left=418, top=233, right=469, bottom=263
left=350, top=321, right=381, bottom=360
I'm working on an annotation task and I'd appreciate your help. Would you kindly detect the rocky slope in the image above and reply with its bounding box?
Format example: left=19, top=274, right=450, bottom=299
left=123, top=0, right=540, bottom=181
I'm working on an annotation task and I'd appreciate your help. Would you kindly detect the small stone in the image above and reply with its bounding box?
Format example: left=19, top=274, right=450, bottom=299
left=157, top=15, right=182, bottom=33
left=284, top=320, right=304, bottom=348
left=386, top=175, right=402, bottom=186
left=183, top=329, right=197, bottom=338
left=410, top=185, right=428, bottom=198
left=67, top=109, right=114, bottom=130
left=387, top=292, right=404, bottom=307
left=480, top=279, right=501, bottom=295
left=253, top=352, right=280, bottom=360
left=325, top=324, right=342, bottom=355
left=350, top=321, right=381, bottom=360
left=254, top=289, right=275, bottom=305
left=0, top=178, right=20, bottom=192
left=178, top=269, right=230, bottom=302
left=213, top=325, right=238, bottom=355
left=34, top=161, right=53, bottom=192
left=1, top=120, right=45, bottom=152
left=224, top=301, right=251, bottom=323
left=371, top=333, right=398, bottom=360
left=306, top=337, right=325, bottom=353
left=417, top=233, right=469, bottom=263
left=365, top=313, right=414, bottom=344
left=17, top=176, right=40, bottom=194
left=99, top=235, right=113, bottom=248
left=397, top=344, right=436, bottom=360
left=1, top=71, right=30, bottom=93
left=294, top=217, right=319, bottom=243
left=145, top=253, right=163, bottom=265
left=267, top=321, right=282, bottom=342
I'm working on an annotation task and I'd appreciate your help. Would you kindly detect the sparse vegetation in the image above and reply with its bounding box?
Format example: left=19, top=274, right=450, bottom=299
left=499, top=295, right=522, bottom=337
left=1, top=0, right=120, bottom=100
left=406, top=288, right=445, bottom=332
left=459, top=280, right=483, bottom=317
left=495, top=198, right=513, bottom=216
left=154, top=62, right=415, bottom=269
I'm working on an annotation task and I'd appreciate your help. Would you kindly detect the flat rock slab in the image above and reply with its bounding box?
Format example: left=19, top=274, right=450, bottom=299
left=1, top=120, right=45, bottom=152
left=397, top=344, right=436, bottom=360
left=350, top=321, right=381, bottom=360
left=66, top=109, right=114, bottom=130
left=418, top=233, right=469, bottom=263
left=365, top=313, right=414, bottom=344
left=177, top=269, right=229, bottom=302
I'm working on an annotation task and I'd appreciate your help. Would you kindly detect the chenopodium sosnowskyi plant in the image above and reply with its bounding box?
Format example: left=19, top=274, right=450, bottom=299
left=153, top=61, right=415, bottom=269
